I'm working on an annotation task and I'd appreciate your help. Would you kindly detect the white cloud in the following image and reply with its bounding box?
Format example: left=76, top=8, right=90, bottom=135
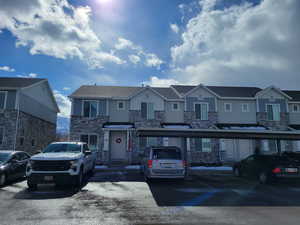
left=0, top=66, right=15, bottom=72
left=129, top=54, right=141, bottom=64
left=143, top=76, right=180, bottom=87
left=114, top=37, right=163, bottom=68
left=170, top=0, right=300, bottom=89
left=17, top=73, right=38, bottom=78
left=0, top=0, right=124, bottom=69
left=170, top=23, right=179, bottom=33
left=63, top=87, right=71, bottom=91
left=54, top=90, right=71, bottom=118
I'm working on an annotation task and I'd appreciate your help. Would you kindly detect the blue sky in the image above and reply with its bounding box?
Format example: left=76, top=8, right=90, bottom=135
left=0, top=0, right=299, bottom=130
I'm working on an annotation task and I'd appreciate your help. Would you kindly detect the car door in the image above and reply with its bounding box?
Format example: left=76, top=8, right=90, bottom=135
left=83, top=144, right=92, bottom=172
left=7, top=154, right=21, bottom=180
left=18, top=153, right=30, bottom=178
left=240, top=155, right=256, bottom=177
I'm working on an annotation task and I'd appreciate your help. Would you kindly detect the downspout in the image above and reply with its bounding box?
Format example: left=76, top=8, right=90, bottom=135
left=13, top=90, right=20, bottom=151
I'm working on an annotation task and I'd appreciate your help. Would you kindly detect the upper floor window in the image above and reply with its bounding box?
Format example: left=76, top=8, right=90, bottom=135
left=117, top=101, right=125, bottom=110
left=0, top=91, right=7, bottom=109
left=83, top=100, right=98, bottom=118
left=172, top=103, right=179, bottom=111
left=266, top=104, right=280, bottom=121
left=292, top=104, right=300, bottom=112
left=0, top=127, right=4, bottom=145
left=224, top=103, right=232, bottom=112
left=195, top=103, right=208, bottom=120
left=242, top=103, right=249, bottom=112
left=141, top=102, right=154, bottom=120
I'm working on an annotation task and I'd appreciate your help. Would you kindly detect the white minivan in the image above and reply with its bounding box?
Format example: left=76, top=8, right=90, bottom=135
left=141, top=146, right=186, bottom=180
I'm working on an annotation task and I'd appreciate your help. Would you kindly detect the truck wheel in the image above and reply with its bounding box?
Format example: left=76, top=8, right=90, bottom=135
left=27, top=180, right=37, bottom=191
left=0, top=173, right=6, bottom=186
left=75, top=167, right=83, bottom=188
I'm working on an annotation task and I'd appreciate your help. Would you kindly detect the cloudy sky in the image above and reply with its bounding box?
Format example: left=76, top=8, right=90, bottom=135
left=0, top=0, right=299, bottom=128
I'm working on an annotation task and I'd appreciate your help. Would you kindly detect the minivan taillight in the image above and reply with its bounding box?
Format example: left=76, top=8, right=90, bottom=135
left=272, top=167, right=281, bottom=174
left=148, top=160, right=153, bottom=168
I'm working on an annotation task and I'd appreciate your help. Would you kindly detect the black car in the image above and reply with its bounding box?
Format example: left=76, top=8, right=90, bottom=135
left=233, top=153, right=300, bottom=184
left=0, top=151, right=30, bottom=186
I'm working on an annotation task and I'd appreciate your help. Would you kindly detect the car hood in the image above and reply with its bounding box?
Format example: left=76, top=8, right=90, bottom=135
left=31, top=152, right=82, bottom=161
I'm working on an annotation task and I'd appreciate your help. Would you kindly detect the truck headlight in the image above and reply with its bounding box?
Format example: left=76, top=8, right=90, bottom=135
left=70, top=160, right=79, bottom=170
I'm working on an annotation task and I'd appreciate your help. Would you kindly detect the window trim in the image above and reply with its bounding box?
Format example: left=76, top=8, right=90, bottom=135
left=0, top=127, right=4, bottom=145
left=194, top=102, right=209, bottom=120
left=266, top=103, right=281, bottom=121
left=117, top=101, right=125, bottom=111
left=201, top=138, right=212, bottom=153
left=0, top=91, right=7, bottom=109
left=141, top=102, right=155, bottom=120
left=80, top=133, right=99, bottom=151
left=171, top=102, right=180, bottom=111
left=146, top=137, right=157, bottom=147
left=292, top=104, right=300, bottom=113
left=82, top=100, right=98, bottom=118
left=224, top=103, right=232, bottom=112
left=242, top=103, right=249, bottom=112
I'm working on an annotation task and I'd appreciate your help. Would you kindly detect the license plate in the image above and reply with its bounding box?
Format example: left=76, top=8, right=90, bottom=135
left=44, top=176, right=53, bottom=181
left=161, top=163, right=174, bottom=168
left=285, top=168, right=298, bottom=173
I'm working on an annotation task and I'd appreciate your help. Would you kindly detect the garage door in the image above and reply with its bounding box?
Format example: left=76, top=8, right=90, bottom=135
left=110, top=131, right=127, bottom=161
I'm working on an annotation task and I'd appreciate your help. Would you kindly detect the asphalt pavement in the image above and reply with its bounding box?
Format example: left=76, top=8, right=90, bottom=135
left=1, top=170, right=300, bottom=225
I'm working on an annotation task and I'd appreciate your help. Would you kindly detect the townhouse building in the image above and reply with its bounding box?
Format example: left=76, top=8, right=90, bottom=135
left=0, top=77, right=59, bottom=154
left=69, top=84, right=300, bottom=165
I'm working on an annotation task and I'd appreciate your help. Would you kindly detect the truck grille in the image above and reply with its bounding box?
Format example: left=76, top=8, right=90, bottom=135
left=32, top=160, right=71, bottom=171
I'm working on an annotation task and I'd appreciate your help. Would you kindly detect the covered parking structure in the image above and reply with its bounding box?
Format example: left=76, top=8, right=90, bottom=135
left=136, top=128, right=300, bottom=164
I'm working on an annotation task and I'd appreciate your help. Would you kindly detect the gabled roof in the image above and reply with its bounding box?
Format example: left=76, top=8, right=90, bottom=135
left=283, top=90, right=300, bottom=101
left=255, top=86, right=292, bottom=100
left=0, top=77, right=46, bottom=89
left=171, top=85, right=262, bottom=98
left=70, top=85, right=181, bottom=100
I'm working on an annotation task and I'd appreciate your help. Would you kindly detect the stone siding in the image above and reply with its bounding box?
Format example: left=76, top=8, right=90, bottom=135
left=257, top=112, right=289, bottom=131
left=0, top=109, right=17, bottom=150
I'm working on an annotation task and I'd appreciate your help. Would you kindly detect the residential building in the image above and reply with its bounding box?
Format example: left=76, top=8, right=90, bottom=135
left=69, top=84, right=300, bottom=165
left=0, top=77, right=59, bottom=154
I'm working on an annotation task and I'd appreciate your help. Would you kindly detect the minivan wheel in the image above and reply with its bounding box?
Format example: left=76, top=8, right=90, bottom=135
left=234, top=168, right=241, bottom=177
left=0, top=173, right=6, bottom=186
left=259, top=172, right=269, bottom=184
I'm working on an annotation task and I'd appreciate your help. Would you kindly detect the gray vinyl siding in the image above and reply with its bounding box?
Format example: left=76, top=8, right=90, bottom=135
left=258, top=99, right=287, bottom=113
left=186, top=97, right=216, bottom=112
left=19, top=93, right=57, bottom=124
left=218, top=100, right=257, bottom=124
left=289, top=113, right=300, bottom=124
left=109, top=100, right=129, bottom=122
left=98, top=99, right=107, bottom=116
left=5, top=91, right=16, bottom=109
left=165, top=101, right=184, bottom=123
left=73, top=99, right=82, bottom=116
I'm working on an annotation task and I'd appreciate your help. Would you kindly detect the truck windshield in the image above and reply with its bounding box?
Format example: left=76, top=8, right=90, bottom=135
left=43, top=144, right=81, bottom=153
left=152, top=148, right=182, bottom=160
left=0, top=153, right=10, bottom=164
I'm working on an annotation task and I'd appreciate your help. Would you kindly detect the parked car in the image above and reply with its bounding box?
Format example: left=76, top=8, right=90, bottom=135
left=26, top=142, right=96, bottom=190
left=233, top=153, right=300, bottom=184
left=141, top=146, right=186, bottom=180
left=0, top=151, right=30, bottom=186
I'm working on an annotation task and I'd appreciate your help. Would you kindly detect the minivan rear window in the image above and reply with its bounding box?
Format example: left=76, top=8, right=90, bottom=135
left=152, top=148, right=181, bottom=160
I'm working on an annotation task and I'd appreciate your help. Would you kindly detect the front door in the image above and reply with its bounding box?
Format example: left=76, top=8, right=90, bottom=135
left=110, top=131, right=127, bottom=161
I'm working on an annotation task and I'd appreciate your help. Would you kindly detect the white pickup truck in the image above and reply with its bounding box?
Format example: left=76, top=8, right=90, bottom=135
left=26, top=142, right=97, bottom=190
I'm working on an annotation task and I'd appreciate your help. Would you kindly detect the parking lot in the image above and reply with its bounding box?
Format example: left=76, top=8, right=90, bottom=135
left=1, top=170, right=300, bottom=225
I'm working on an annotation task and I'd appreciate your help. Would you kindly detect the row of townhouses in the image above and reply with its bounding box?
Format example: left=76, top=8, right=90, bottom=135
left=69, top=84, right=300, bottom=165
left=0, top=78, right=59, bottom=154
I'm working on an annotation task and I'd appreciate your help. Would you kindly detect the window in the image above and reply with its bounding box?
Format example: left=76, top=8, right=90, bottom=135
left=242, top=103, right=249, bottom=112
left=195, top=103, right=208, bottom=120
left=172, top=103, right=179, bottom=111
left=141, top=102, right=154, bottom=119
left=0, top=127, right=4, bottom=145
left=117, top=101, right=125, bottom=110
left=195, top=138, right=212, bottom=152
left=292, top=104, right=300, bottom=112
left=31, top=139, right=35, bottom=147
left=83, top=100, right=98, bottom=118
left=262, top=140, right=270, bottom=152
left=19, top=137, right=24, bottom=146
left=80, top=134, right=98, bottom=151
left=266, top=104, right=280, bottom=121
left=147, top=137, right=157, bottom=147
left=0, top=91, right=7, bottom=109
left=224, top=103, right=232, bottom=112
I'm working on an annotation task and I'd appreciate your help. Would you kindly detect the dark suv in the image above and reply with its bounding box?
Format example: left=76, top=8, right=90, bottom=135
left=233, top=153, right=300, bottom=184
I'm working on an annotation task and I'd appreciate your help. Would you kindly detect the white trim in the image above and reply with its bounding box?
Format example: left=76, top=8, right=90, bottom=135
left=171, top=102, right=180, bottom=111
left=194, top=102, right=209, bottom=120
left=106, top=100, right=109, bottom=116
left=241, top=103, right=249, bottom=112
left=183, top=84, right=221, bottom=98
left=291, top=103, right=300, bottom=113
left=256, top=98, right=259, bottom=113
left=266, top=103, right=281, bottom=121
left=82, top=100, right=99, bottom=117
left=0, top=91, right=8, bottom=109
left=214, top=98, right=218, bottom=112
left=224, top=103, right=232, bottom=112
left=80, top=133, right=99, bottom=151
left=129, top=86, right=168, bottom=101
left=117, top=101, right=125, bottom=111
left=255, top=86, right=292, bottom=100
left=170, top=86, right=183, bottom=98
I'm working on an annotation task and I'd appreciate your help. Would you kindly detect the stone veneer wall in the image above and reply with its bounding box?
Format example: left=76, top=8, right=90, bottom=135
left=0, top=109, right=17, bottom=151
left=16, top=111, right=56, bottom=155
left=70, top=115, right=109, bottom=163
